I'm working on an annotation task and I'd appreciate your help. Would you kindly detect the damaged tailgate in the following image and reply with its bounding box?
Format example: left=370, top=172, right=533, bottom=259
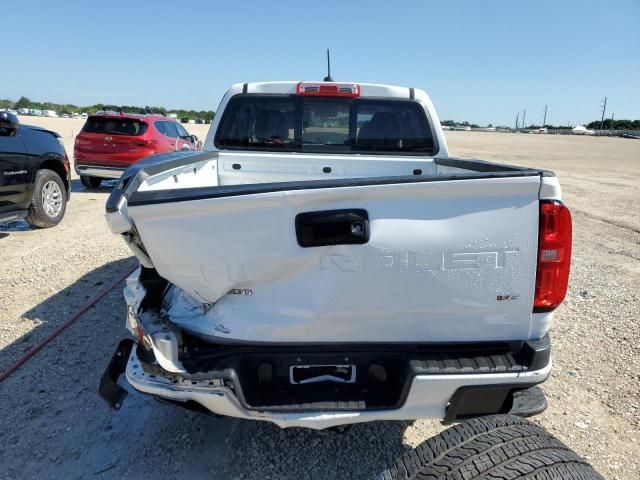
left=106, top=153, right=544, bottom=344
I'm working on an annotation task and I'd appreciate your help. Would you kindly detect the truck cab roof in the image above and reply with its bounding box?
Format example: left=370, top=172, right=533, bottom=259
left=235, top=81, right=418, bottom=99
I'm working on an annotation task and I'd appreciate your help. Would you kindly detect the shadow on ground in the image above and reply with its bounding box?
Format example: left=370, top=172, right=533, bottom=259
left=70, top=178, right=118, bottom=194
left=0, top=258, right=415, bottom=480
left=0, top=220, right=32, bottom=233
left=0, top=257, right=137, bottom=373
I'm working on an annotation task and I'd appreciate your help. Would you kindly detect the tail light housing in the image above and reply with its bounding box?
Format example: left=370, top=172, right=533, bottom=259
left=137, top=325, right=153, bottom=351
left=133, top=139, right=158, bottom=152
left=296, top=82, right=360, bottom=97
left=127, top=306, right=154, bottom=353
left=534, top=200, right=572, bottom=312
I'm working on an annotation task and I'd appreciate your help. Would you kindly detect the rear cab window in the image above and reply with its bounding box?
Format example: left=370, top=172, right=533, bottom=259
left=215, top=95, right=435, bottom=155
left=82, top=116, right=148, bottom=136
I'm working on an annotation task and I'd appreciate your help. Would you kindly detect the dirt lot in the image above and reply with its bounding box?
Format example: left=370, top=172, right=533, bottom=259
left=1, top=119, right=638, bottom=479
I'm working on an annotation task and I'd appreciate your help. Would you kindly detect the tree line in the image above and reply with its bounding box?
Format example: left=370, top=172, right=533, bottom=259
left=442, top=118, right=640, bottom=130
left=585, top=119, right=640, bottom=130
left=0, top=96, right=216, bottom=122
left=441, top=120, right=482, bottom=128
left=3, top=97, right=637, bottom=130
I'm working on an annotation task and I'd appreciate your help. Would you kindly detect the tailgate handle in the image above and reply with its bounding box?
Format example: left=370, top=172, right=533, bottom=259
left=295, top=209, right=369, bottom=248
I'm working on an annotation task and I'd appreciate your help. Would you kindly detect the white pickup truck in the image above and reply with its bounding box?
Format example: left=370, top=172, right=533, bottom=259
left=99, top=81, right=572, bottom=430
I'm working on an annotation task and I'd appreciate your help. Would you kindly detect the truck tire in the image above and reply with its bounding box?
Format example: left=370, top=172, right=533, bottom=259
left=25, top=169, right=67, bottom=228
left=80, top=175, right=102, bottom=188
left=377, top=415, right=603, bottom=480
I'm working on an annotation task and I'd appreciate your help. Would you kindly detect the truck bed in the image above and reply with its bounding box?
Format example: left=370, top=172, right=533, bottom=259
left=107, top=150, right=553, bottom=208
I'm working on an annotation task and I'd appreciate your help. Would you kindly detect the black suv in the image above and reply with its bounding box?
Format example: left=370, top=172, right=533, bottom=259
left=0, top=111, right=70, bottom=228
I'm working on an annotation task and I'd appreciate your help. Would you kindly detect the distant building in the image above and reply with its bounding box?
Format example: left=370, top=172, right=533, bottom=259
left=572, top=125, right=595, bottom=135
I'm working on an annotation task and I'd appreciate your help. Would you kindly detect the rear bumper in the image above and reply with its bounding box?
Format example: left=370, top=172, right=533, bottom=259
left=75, top=164, right=126, bottom=179
left=99, top=336, right=552, bottom=429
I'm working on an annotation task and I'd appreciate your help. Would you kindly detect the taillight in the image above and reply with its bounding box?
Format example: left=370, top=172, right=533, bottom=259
left=534, top=200, right=572, bottom=312
left=137, top=324, right=145, bottom=343
left=296, top=82, right=360, bottom=97
left=134, top=139, right=157, bottom=152
left=136, top=324, right=153, bottom=352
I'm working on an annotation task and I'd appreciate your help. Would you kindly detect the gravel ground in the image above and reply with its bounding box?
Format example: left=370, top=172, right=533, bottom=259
left=0, top=124, right=638, bottom=479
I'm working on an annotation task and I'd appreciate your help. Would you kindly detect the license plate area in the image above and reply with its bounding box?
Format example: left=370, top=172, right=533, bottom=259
left=289, top=364, right=356, bottom=384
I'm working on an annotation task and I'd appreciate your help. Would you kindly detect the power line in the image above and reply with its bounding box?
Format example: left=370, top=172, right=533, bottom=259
left=599, top=97, right=607, bottom=130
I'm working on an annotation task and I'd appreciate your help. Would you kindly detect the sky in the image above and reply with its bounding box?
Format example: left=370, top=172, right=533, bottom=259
left=2, top=0, right=639, bottom=126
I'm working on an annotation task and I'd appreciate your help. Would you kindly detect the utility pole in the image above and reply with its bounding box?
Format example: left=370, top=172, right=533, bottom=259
left=542, top=104, right=547, bottom=127
left=522, top=109, right=526, bottom=129
left=599, top=97, right=607, bottom=130
left=515, top=112, right=519, bottom=130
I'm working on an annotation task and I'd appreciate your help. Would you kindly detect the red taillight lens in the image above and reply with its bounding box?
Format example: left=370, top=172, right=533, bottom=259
left=534, top=201, right=572, bottom=312
left=137, top=324, right=145, bottom=344
left=137, top=324, right=153, bottom=351
left=133, top=139, right=157, bottom=152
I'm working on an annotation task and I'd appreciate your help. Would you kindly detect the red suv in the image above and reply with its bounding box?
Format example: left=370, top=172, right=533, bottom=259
left=74, top=112, right=198, bottom=188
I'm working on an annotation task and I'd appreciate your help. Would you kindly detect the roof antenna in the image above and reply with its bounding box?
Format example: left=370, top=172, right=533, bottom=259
left=323, top=49, right=333, bottom=82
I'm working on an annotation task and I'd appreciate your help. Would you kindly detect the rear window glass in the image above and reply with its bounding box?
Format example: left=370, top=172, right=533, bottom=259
left=215, top=95, right=435, bottom=155
left=216, top=97, right=296, bottom=149
left=175, top=123, right=190, bottom=137
left=82, top=117, right=148, bottom=136
left=156, top=120, right=193, bottom=138
left=155, top=121, right=180, bottom=138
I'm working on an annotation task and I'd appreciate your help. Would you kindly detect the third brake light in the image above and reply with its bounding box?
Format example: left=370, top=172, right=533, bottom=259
left=296, top=82, right=360, bottom=97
